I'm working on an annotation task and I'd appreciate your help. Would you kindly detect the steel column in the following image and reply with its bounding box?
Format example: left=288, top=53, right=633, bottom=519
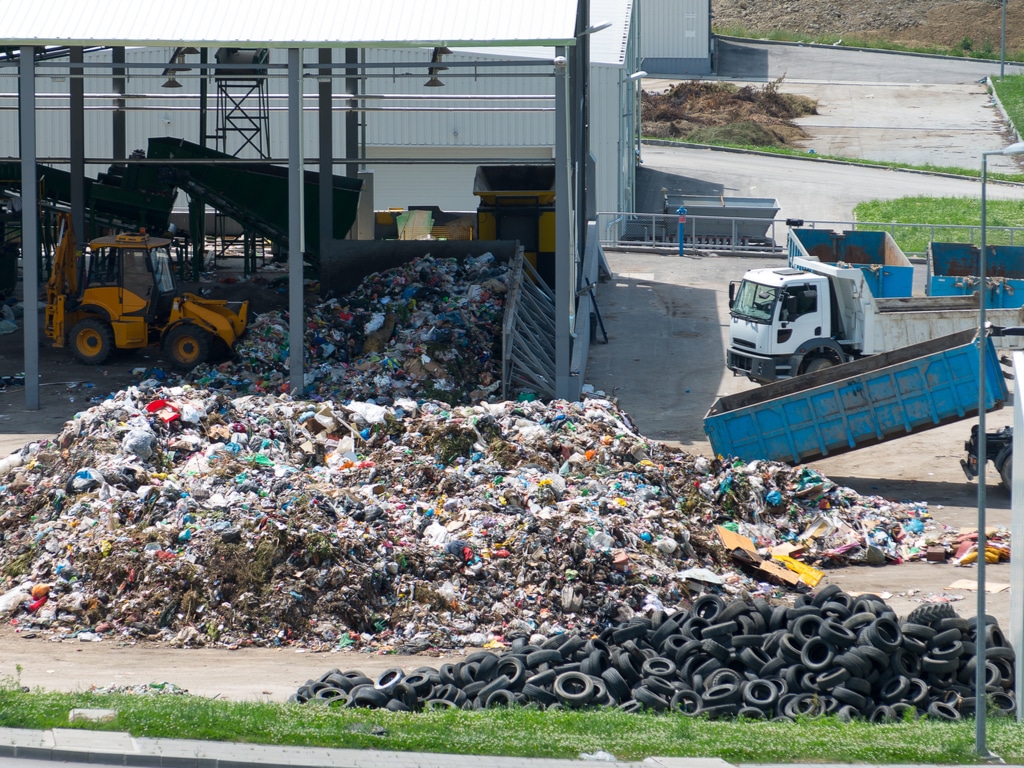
left=319, top=48, right=333, bottom=255
left=19, top=48, right=39, bottom=410
left=288, top=48, right=306, bottom=398
left=69, top=47, right=85, bottom=248
left=554, top=48, right=571, bottom=400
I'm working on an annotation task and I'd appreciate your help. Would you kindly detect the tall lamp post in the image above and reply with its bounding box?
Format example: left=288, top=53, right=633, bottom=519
left=977, top=140, right=1024, bottom=758
left=629, top=70, right=647, bottom=164
left=1000, top=0, right=1007, bottom=80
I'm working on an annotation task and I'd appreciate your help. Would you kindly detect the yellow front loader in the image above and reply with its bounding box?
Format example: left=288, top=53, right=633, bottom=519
left=45, top=214, right=249, bottom=370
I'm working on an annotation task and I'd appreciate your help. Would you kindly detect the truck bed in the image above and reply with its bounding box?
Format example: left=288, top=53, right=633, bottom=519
left=705, top=329, right=1007, bottom=465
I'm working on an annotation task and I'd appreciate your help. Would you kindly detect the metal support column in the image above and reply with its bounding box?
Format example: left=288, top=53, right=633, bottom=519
left=112, top=48, right=126, bottom=161
left=69, top=47, right=85, bottom=249
left=346, top=48, right=360, bottom=180
left=319, top=49, right=333, bottom=256
left=20, top=48, right=39, bottom=410
left=288, top=48, right=306, bottom=398
left=554, top=48, right=572, bottom=401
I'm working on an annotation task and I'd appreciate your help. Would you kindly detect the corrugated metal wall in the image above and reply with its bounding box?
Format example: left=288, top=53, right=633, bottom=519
left=639, top=0, right=711, bottom=75
left=0, top=39, right=635, bottom=215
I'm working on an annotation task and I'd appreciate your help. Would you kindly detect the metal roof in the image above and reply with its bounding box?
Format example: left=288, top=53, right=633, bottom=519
left=0, top=0, right=581, bottom=49
left=452, top=0, right=632, bottom=67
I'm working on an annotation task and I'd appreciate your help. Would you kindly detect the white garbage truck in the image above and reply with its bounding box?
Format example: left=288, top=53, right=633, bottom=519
left=727, top=229, right=1024, bottom=384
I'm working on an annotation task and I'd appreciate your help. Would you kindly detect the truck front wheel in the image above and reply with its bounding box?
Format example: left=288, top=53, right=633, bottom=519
left=801, top=356, right=836, bottom=375
left=999, top=455, right=1012, bottom=492
left=165, top=324, right=212, bottom=370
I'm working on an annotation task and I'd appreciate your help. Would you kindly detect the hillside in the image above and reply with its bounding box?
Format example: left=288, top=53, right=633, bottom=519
left=712, top=0, right=1023, bottom=55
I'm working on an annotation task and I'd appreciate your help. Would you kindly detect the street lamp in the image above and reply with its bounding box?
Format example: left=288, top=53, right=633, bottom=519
left=977, top=139, right=1024, bottom=758
left=629, top=70, right=647, bottom=164
left=1001, top=0, right=1007, bottom=80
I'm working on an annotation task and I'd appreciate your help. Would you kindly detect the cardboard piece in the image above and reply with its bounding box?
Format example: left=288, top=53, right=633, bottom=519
left=926, top=546, right=947, bottom=562
left=946, top=578, right=1010, bottom=593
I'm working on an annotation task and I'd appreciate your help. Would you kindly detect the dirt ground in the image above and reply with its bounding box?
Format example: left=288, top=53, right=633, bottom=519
left=712, top=0, right=1024, bottom=54
left=0, top=250, right=1016, bottom=702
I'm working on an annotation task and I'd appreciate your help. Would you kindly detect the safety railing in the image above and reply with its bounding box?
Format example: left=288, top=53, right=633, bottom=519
left=597, top=212, right=1024, bottom=257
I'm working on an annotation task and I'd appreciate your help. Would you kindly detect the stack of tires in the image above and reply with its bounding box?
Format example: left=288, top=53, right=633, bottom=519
left=292, top=586, right=1015, bottom=720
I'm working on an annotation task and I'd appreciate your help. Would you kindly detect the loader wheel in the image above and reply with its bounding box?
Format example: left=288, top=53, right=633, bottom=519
left=165, top=325, right=212, bottom=370
left=70, top=318, right=113, bottom=365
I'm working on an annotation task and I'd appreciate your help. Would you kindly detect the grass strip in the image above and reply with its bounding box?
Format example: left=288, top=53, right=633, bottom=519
left=2, top=687, right=1024, bottom=762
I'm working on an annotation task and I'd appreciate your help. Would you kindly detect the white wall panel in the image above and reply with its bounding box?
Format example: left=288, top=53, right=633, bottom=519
left=640, top=0, right=710, bottom=61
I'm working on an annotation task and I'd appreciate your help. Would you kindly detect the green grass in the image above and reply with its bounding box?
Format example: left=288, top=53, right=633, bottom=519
left=2, top=686, right=1024, bottom=761
left=712, top=24, right=1021, bottom=62
left=992, top=76, right=1024, bottom=136
left=853, top=196, right=1024, bottom=253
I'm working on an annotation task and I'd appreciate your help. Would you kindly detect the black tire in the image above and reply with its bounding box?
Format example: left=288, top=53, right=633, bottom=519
left=485, top=689, right=517, bottom=708
left=424, top=698, right=458, bottom=710
left=800, top=637, right=836, bottom=672
left=741, top=679, right=779, bottom=709
left=906, top=603, right=957, bottom=626
left=990, top=692, right=1016, bottom=716
left=999, top=457, right=1013, bottom=492
left=785, top=693, right=824, bottom=718
left=865, top=618, right=902, bottom=653
left=812, top=584, right=844, bottom=606
left=402, top=672, right=436, bottom=697
left=70, top=318, right=114, bottom=365
left=467, top=651, right=500, bottom=680
left=525, top=649, right=563, bottom=669
left=611, top=622, right=648, bottom=643
left=350, top=684, right=389, bottom=708
left=703, top=620, right=738, bottom=640
left=671, top=689, right=704, bottom=715
left=164, top=323, right=212, bottom=370
left=832, top=685, right=867, bottom=710
left=737, top=706, right=765, bottom=719
left=520, top=683, right=556, bottom=706
left=691, top=594, right=726, bottom=621
left=601, top=667, right=631, bottom=701
left=374, top=667, right=405, bottom=693
left=819, top=620, right=856, bottom=649
left=927, top=700, right=961, bottom=721
left=477, top=675, right=512, bottom=703
left=801, top=355, right=836, bottom=375
left=553, top=671, right=594, bottom=707
left=633, top=686, right=670, bottom=711
left=702, top=702, right=739, bottom=719
left=880, top=674, right=910, bottom=703
left=814, top=666, right=850, bottom=691
left=641, top=657, right=676, bottom=678
left=496, top=657, right=527, bottom=690
left=868, top=704, right=897, bottom=723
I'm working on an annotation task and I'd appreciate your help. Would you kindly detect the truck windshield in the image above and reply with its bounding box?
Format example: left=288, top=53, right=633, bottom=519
left=732, top=280, right=779, bottom=323
left=148, top=247, right=176, bottom=294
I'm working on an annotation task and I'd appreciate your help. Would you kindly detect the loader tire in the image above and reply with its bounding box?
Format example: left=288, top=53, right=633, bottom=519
left=71, top=318, right=114, bottom=365
left=165, top=324, right=212, bottom=370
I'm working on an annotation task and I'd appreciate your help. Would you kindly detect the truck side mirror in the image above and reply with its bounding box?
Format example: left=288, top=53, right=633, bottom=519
left=728, top=281, right=736, bottom=308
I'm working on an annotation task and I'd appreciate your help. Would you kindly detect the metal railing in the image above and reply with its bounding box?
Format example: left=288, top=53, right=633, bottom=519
left=597, top=212, right=1024, bottom=257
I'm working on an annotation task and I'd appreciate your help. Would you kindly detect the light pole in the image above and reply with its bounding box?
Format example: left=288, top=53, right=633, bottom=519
left=1000, top=0, right=1007, bottom=80
left=629, top=70, right=647, bottom=165
left=977, top=140, right=1024, bottom=758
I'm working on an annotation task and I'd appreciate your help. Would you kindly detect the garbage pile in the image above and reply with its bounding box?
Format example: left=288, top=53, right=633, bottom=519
left=293, top=586, right=1016, bottom=720
left=187, top=252, right=508, bottom=404
left=0, top=387, right=957, bottom=651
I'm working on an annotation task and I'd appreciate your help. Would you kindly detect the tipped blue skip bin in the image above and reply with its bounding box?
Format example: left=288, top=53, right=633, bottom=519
left=704, top=329, right=1006, bottom=465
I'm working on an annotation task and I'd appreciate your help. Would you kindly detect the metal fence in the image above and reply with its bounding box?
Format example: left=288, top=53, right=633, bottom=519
left=596, top=211, right=1024, bottom=257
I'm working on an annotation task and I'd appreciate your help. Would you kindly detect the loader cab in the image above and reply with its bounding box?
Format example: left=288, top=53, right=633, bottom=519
left=83, top=231, right=177, bottom=323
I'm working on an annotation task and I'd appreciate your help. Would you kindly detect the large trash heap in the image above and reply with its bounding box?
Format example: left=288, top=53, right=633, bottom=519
left=0, top=251, right=973, bottom=656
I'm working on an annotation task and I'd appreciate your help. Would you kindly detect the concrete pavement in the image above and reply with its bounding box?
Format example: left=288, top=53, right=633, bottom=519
left=1, top=727, right=1017, bottom=768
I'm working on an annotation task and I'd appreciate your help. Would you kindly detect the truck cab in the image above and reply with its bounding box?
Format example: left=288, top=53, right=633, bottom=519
left=727, top=268, right=844, bottom=382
